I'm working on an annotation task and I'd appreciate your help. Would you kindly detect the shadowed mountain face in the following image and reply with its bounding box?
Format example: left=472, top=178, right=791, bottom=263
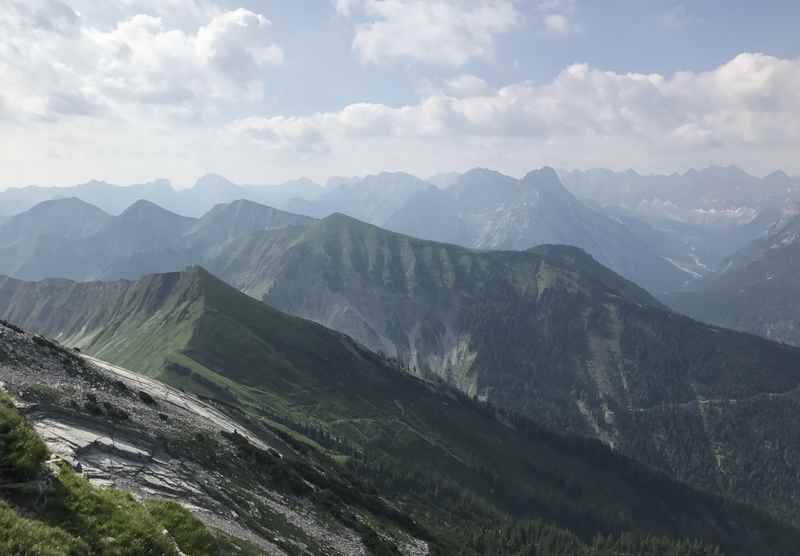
left=5, top=229, right=800, bottom=528
left=665, top=208, right=800, bottom=346
left=0, top=268, right=798, bottom=556
left=0, top=197, right=315, bottom=281
left=384, top=168, right=694, bottom=293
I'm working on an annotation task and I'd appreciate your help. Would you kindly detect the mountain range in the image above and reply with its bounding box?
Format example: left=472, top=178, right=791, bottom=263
left=5, top=216, right=800, bottom=528
left=0, top=197, right=313, bottom=280
left=0, top=174, right=324, bottom=218
left=1, top=168, right=742, bottom=293
left=665, top=205, right=800, bottom=346
left=1, top=269, right=798, bottom=555
left=383, top=167, right=697, bottom=292
left=560, top=165, right=800, bottom=271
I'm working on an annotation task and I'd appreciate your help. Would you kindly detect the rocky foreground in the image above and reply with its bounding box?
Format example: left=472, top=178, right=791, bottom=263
left=0, top=320, right=428, bottom=556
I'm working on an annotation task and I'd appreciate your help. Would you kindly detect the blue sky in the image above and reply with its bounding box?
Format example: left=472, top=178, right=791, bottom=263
left=1, top=0, right=799, bottom=187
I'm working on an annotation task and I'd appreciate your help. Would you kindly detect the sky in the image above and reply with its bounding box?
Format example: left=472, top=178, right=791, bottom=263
left=1, top=0, right=799, bottom=187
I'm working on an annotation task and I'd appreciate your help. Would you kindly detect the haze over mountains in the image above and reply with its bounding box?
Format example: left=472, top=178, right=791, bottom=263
left=666, top=204, right=800, bottom=346
left=560, top=166, right=800, bottom=270
left=0, top=197, right=313, bottom=280
left=0, top=174, right=324, bottom=219
left=6, top=164, right=794, bottom=293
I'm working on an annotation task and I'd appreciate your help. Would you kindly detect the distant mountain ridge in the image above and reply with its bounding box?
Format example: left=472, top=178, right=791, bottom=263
left=385, top=167, right=696, bottom=293
left=0, top=174, right=324, bottom=218
left=665, top=208, right=800, bottom=346
left=559, top=165, right=800, bottom=272
left=0, top=197, right=315, bottom=281
left=15, top=166, right=786, bottom=292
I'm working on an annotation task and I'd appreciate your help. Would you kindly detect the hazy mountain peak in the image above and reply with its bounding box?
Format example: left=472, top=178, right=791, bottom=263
left=193, top=173, right=238, bottom=190
left=461, top=167, right=512, bottom=181
left=765, top=169, right=791, bottom=183
left=521, top=166, right=575, bottom=200
left=278, top=177, right=319, bottom=188
left=427, top=172, right=460, bottom=188
left=27, top=196, right=109, bottom=215
left=78, top=179, right=113, bottom=188
left=523, top=166, right=560, bottom=182
left=141, top=178, right=174, bottom=190
left=690, top=164, right=753, bottom=180
left=0, top=197, right=112, bottom=249
left=320, top=211, right=363, bottom=226
left=213, top=198, right=265, bottom=211
left=121, top=198, right=169, bottom=214
left=325, top=176, right=360, bottom=188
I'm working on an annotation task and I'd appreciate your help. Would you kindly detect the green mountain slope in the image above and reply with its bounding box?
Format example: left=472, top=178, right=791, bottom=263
left=165, top=214, right=800, bottom=527
left=0, top=269, right=797, bottom=555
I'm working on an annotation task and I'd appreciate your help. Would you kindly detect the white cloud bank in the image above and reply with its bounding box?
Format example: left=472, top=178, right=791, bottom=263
left=1, top=0, right=799, bottom=185
left=232, top=52, right=800, bottom=176
left=0, top=0, right=282, bottom=122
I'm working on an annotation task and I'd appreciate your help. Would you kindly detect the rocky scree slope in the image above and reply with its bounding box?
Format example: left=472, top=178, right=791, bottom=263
left=0, top=319, right=435, bottom=555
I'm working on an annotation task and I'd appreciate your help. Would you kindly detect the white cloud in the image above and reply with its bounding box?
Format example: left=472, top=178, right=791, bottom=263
left=442, top=74, right=492, bottom=98
left=232, top=53, right=800, bottom=168
left=544, top=13, right=570, bottom=35
left=336, top=0, right=521, bottom=67
left=661, top=5, right=702, bottom=29
left=418, top=74, right=492, bottom=99
left=0, top=1, right=282, bottom=122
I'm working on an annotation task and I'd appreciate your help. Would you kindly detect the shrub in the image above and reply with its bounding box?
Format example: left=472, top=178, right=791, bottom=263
left=0, top=392, right=48, bottom=481
left=0, top=501, right=88, bottom=556
left=44, top=466, right=180, bottom=556
left=145, top=500, right=220, bottom=556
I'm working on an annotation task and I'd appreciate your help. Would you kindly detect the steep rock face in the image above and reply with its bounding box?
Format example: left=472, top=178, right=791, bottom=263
left=385, top=168, right=692, bottom=293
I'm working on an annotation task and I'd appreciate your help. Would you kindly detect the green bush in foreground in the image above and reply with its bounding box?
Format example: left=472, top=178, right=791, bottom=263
left=44, top=467, right=180, bottom=556
left=0, top=389, right=246, bottom=556
left=0, top=500, right=89, bottom=556
left=0, top=391, right=48, bottom=481
left=145, top=500, right=220, bottom=556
